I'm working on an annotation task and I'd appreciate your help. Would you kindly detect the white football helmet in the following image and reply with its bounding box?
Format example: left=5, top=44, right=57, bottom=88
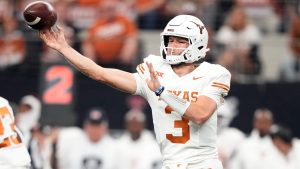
left=160, top=15, right=210, bottom=65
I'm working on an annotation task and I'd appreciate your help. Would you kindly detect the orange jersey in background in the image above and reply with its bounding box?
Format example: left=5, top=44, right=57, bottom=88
left=88, top=15, right=137, bottom=63
left=78, top=0, right=101, bottom=6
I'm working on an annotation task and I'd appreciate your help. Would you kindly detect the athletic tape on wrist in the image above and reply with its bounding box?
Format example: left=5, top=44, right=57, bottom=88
left=160, top=90, right=191, bottom=116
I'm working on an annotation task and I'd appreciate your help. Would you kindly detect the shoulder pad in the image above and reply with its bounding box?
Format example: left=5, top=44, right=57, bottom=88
left=200, top=62, right=231, bottom=78
left=0, top=97, right=9, bottom=106
left=136, top=55, right=163, bottom=79
left=143, top=54, right=162, bottom=64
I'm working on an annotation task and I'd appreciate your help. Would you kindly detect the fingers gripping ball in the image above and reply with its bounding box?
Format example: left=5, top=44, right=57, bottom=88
left=23, top=1, right=57, bottom=30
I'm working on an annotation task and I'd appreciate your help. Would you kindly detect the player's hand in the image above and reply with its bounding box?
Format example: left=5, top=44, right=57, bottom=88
left=146, top=62, right=161, bottom=92
left=39, top=25, right=69, bottom=51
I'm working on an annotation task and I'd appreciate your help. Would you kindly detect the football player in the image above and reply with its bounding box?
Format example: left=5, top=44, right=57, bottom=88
left=39, top=15, right=231, bottom=169
left=0, top=97, right=31, bottom=169
left=216, top=97, right=245, bottom=169
left=116, top=109, right=162, bottom=169
left=56, top=108, right=118, bottom=169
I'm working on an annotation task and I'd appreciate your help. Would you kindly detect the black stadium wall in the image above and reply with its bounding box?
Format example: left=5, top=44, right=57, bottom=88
left=1, top=72, right=300, bottom=138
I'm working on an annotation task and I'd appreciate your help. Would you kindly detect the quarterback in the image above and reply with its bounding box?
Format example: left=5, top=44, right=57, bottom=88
left=0, top=97, right=31, bottom=169
left=39, top=15, right=231, bottom=169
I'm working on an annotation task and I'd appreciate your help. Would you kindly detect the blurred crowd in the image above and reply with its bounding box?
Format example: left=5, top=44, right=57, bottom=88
left=0, top=0, right=300, bottom=82
left=11, top=94, right=162, bottom=169
left=217, top=97, right=300, bottom=169
left=8, top=94, right=300, bottom=169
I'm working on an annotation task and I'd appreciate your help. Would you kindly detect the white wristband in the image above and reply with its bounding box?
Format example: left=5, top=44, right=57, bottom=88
left=160, top=90, right=191, bottom=116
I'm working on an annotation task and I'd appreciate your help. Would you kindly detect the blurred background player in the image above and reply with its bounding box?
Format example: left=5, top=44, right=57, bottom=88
left=56, top=107, right=118, bottom=169
left=116, top=109, right=162, bottom=169
left=82, top=0, right=139, bottom=72
left=16, top=94, right=41, bottom=147
left=279, top=16, right=300, bottom=81
left=27, top=124, right=58, bottom=169
left=214, top=5, right=262, bottom=82
left=228, top=108, right=275, bottom=169
left=0, top=15, right=26, bottom=76
left=269, top=124, right=300, bottom=169
left=216, top=96, right=245, bottom=169
left=0, top=96, right=31, bottom=169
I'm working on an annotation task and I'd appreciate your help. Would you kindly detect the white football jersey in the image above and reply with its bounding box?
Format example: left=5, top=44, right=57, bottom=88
left=115, top=130, right=162, bottom=169
left=228, top=133, right=276, bottom=169
left=217, top=127, right=245, bottom=169
left=56, top=127, right=118, bottom=169
left=134, top=55, right=231, bottom=165
left=0, top=97, right=31, bottom=168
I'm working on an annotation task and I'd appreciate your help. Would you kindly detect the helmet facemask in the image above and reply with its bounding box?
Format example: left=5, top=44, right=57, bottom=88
left=161, top=35, right=193, bottom=64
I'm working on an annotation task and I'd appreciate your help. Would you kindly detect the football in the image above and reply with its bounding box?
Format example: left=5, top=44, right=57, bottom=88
left=23, top=1, right=57, bottom=30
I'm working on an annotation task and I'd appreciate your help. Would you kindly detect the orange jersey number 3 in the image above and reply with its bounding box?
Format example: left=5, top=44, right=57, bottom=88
left=0, top=106, right=21, bottom=148
left=165, top=106, right=190, bottom=144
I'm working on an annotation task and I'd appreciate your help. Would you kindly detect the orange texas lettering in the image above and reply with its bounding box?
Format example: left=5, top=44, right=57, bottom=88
left=167, top=90, right=199, bottom=102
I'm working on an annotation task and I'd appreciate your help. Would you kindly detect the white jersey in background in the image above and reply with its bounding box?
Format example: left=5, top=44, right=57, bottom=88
left=217, top=127, right=245, bottom=169
left=228, top=130, right=275, bottom=169
left=0, top=97, right=31, bottom=169
left=116, top=130, right=162, bottom=169
left=56, top=127, right=118, bottom=169
left=134, top=55, right=231, bottom=166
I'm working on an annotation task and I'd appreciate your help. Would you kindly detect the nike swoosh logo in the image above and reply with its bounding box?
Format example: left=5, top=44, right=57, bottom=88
left=193, top=76, right=202, bottom=80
